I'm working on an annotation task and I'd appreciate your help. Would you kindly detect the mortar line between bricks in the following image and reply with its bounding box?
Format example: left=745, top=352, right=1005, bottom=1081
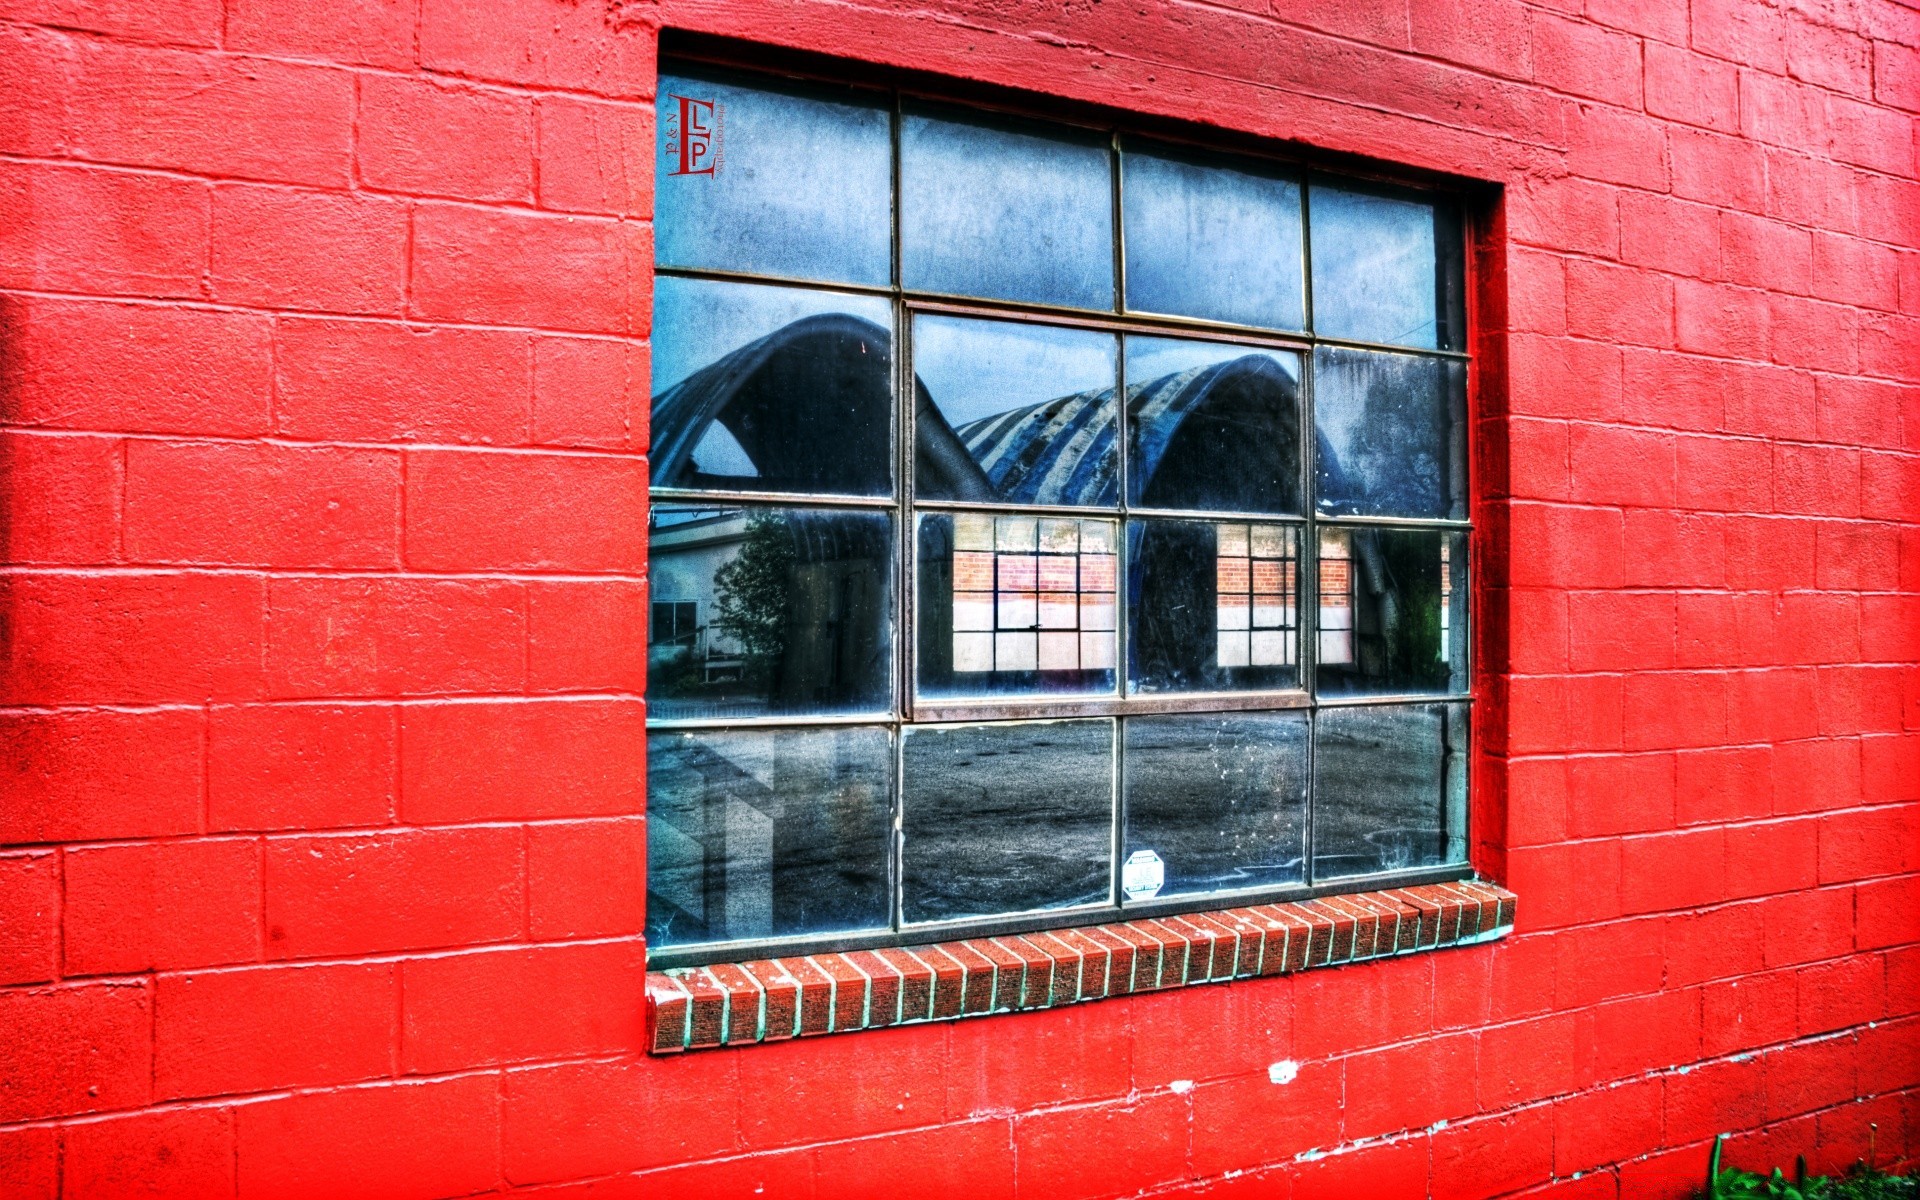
left=0, top=284, right=658, bottom=343
left=630, top=1031, right=1920, bottom=1189
left=9, top=146, right=1919, bottom=268
left=17, top=930, right=652, bottom=985
left=15, top=8, right=1917, bottom=137
left=22, top=416, right=1920, bottom=468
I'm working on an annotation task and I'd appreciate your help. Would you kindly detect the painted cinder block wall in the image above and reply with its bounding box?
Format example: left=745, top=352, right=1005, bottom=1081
left=0, top=0, right=1915, bottom=1194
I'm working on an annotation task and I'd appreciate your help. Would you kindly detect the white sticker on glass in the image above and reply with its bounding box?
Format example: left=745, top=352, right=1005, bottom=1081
left=1121, top=849, right=1165, bottom=901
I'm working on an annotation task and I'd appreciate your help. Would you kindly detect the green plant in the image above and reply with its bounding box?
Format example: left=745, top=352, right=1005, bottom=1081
left=1703, top=1134, right=1915, bottom=1200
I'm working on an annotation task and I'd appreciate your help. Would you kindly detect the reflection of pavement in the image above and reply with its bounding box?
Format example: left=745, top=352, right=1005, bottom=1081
left=1313, top=711, right=1453, bottom=877
left=902, top=723, right=1112, bottom=923
left=894, top=711, right=1456, bottom=923
left=1124, top=717, right=1308, bottom=896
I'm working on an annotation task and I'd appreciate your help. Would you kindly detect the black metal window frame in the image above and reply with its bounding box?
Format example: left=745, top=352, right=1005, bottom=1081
left=647, top=54, right=1476, bottom=970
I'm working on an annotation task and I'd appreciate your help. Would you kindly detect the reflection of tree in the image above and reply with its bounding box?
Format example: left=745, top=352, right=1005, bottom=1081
left=1366, top=531, right=1444, bottom=684
left=713, top=512, right=793, bottom=688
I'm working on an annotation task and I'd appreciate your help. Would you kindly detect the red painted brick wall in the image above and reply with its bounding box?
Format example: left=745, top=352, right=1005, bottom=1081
left=1, top=0, right=1915, bottom=1196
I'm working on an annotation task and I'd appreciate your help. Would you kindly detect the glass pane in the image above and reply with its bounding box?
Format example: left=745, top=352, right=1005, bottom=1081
left=1129, top=519, right=1300, bottom=694
left=900, top=107, right=1114, bottom=309
left=656, top=71, right=891, bottom=286
left=1122, top=143, right=1304, bottom=331
left=1315, top=528, right=1466, bottom=697
left=646, top=725, right=892, bottom=947
left=1126, top=337, right=1302, bottom=513
left=1309, top=183, right=1457, bottom=349
left=913, top=315, right=1118, bottom=506
left=1312, top=702, right=1468, bottom=878
left=918, top=513, right=1118, bottom=700
left=652, top=278, right=893, bottom=496
left=1313, top=346, right=1465, bottom=519
left=647, top=505, right=892, bottom=719
left=1123, top=712, right=1308, bottom=899
left=901, top=719, right=1113, bottom=922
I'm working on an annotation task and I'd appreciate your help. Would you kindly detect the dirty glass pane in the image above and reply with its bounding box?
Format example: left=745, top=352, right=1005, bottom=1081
left=901, top=719, right=1113, bottom=922
left=646, top=725, right=892, bottom=947
left=1308, top=183, right=1453, bottom=349
left=1128, top=519, right=1301, bottom=694
left=1123, top=712, right=1308, bottom=899
left=1126, top=336, right=1302, bottom=513
left=900, top=107, right=1114, bottom=310
left=913, top=315, right=1119, bottom=506
left=651, top=277, right=894, bottom=496
left=1315, top=527, right=1467, bottom=697
left=647, top=505, right=892, bottom=719
left=1122, top=143, right=1305, bottom=331
left=1313, top=346, right=1465, bottom=519
left=656, top=71, right=892, bottom=286
left=1312, top=703, right=1468, bottom=878
left=918, top=513, right=1118, bottom=700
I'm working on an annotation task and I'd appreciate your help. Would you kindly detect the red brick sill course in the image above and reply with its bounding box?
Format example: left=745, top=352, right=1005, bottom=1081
left=645, top=880, right=1516, bottom=1054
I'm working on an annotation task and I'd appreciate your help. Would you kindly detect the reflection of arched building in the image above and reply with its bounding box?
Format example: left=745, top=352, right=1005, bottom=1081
left=648, top=315, right=1442, bottom=699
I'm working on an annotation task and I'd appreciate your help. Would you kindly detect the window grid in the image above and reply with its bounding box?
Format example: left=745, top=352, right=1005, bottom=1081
left=647, top=66, right=1473, bottom=969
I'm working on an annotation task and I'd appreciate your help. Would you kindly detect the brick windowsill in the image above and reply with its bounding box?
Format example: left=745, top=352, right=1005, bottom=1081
left=645, top=881, right=1516, bottom=1054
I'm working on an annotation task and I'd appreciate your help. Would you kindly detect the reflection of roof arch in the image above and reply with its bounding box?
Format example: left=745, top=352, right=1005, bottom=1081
left=649, top=313, right=894, bottom=495
left=649, top=318, right=1347, bottom=507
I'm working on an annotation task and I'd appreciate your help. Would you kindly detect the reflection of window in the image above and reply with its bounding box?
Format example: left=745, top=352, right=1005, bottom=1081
left=1215, top=524, right=1297, bottom=668
left=952, top=515, right=1115, bottom=673
left=648, top=62, right=1472, bottom=968
left=1318, top=531, right=1353, bottom=665
left=650, top=601, right=700, bottom=648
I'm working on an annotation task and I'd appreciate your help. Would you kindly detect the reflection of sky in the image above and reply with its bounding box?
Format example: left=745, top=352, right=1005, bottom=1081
left=901, top=109, right=1114, bottom=310
left=657, top=72, right=892, bottom=287
left=912, top=315, right=1115, bottom=427
left=1126, top=336, right=1300, bottom=390
left=1308, top=186, right=1437, bottom=349
left=652, top=276, right=891, bottom=395
left=1123, top=146, right=1305, bottom=331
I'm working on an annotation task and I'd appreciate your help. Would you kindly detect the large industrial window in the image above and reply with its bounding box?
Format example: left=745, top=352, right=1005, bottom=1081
left=646, top=61, right=1472, bottom=966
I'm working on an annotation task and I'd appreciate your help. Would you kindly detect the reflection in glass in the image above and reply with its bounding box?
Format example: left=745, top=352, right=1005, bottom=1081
left=1123, top=143, right=1304, bottom=331
left=1313, top=346, right=1465, bottom=519
left=656, top=72, right=892, bottom=286
left=901, top=720, right=1113, bottom=922
left=1312, top=703, right=1468, bottom=878
left=647, top=506, right=892, bottom=719
left=913, top=316, right=1118, bottom=506
left=1126, top=337, right=1301, bottom=513
left=919, top=513, right=1117, bottom=699
left=1308, top=184, right=1452, bottom=349
left=651, top=277, right=894, bottom=496
left=1314, top=527, right=1466, bottom=696
left=1124, top=712, right=1308, bottom=897
left=646, top=725, right=892, bottom=947
left=1129, top=520, right=1299, bottom=694
left=900, top=108, right=1114, bottom=309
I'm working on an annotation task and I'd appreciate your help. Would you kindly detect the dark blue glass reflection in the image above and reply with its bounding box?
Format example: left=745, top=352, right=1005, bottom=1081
left=1313, top=346, right=1465, bottom=519
left=651, top=277, right=894, bottom=496
left=656, top=72, right=892, bottom=286
left=1123, top=143, right=1305, bottom=331
left=900, top=108, right=1114, bottom=310
left=1126, top=336, right=1301, bottom=513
